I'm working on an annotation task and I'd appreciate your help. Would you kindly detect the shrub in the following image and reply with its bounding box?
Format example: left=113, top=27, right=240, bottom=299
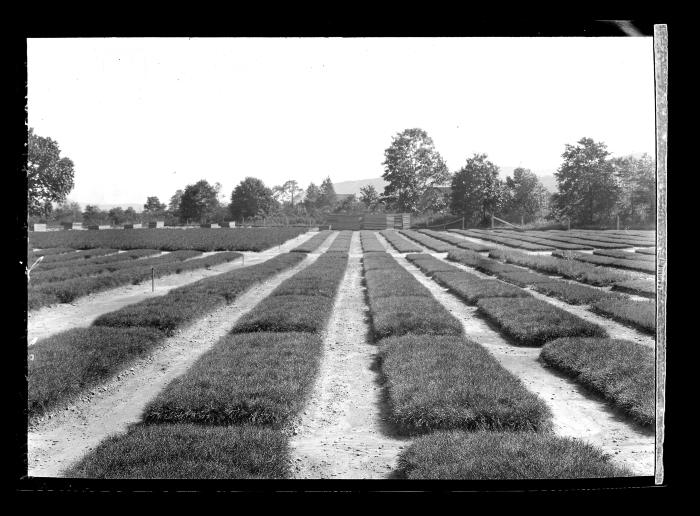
left=541, top=337, right=655, bottom=426
left=476, top=297, right=608, bottom=346
left=66, top=424, right=290, bottom=479
left=379, top=230, right=424, bottom=253
left=28, top=327, right=165, bottom=419
left=378, top=335, right=551, bottom=434
left=397, top=430, right=631, bottom=479
left=143, top=332, right=322, bottom=427
left=590, top=298, right=656, bottom=334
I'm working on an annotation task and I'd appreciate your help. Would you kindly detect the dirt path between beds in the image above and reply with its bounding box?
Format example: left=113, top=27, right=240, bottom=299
left=388, top=249, right=655, bottom=477
left=27, top=233, right=335, bottom=478
left=27, top=231, right=317, bottom=345
left=287, top=233, right=410, bottom=479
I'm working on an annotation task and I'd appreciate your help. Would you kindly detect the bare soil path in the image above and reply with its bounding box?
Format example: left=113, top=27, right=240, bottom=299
left=376, top=234, right=655, bottom=477
left=27, top=231, right=317, bottom=345
left=27, top=232, right=335, bottom=478
left=287, top=233, right=410, bottom=479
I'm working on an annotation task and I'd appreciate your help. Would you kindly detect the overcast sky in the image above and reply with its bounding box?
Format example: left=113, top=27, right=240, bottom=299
left=27, top=37, right=656, bottom=207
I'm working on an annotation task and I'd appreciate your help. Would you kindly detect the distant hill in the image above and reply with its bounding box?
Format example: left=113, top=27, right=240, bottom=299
left=332, top=177, right=388, bottom=196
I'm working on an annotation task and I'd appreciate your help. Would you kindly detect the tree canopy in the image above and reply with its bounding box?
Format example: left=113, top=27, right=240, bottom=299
left=230, top=177, right=275, bottom=220
left=27, top=128, right=75, bottom=217
left=611, top=153, right=655, bottom=224
left=178, top=180, right=221, bottom=223
left=504, top=168, right=548, bottom=224
left=381, top=128, right=450, bottom=213
left=359, top=185, right=380, bottom=211
left=552, top=138, right=619, bottom=225
left=144, top=196, right=166, bottom=213
left=450, top=154, right=504, bottom=225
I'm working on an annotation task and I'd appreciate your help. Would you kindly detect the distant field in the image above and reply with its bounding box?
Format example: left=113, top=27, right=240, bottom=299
left=29, top=227, right=309, bottom=252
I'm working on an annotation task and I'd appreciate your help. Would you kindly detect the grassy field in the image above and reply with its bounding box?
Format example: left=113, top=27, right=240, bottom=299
left=29, top=227, right=309, bottom=252
left=397, top=430, right=631, bottom=479
left=450, top=229, right=554, bottom=251
left=541, top=338, right=655, bottom=426
left=477, top=297, right=608, bottom=346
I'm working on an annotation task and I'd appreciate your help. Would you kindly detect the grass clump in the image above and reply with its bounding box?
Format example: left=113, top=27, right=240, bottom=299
left=378, top=335, right=551, bottom=433
left=28, top=327, right=165, bottom=419
left=143, top=332, right=322, bottom=427
left=66, top=423, right=289, bottom=479
left=590, top=298, right=656, bottom=334
left=397, top=430, right=631, bottom=479
left=379, top=230, right=424, bottom=253
left=477, top=297, right=607, bottom=346
left=541, top=337, right=655, bottom=426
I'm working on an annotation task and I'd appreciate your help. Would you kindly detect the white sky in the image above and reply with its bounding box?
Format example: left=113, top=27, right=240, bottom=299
left=27, top=37, right=656, bottom=207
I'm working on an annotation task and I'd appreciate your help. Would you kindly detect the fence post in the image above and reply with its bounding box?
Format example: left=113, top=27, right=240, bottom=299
left=521, top=215, right=524, bottom=227
left=491, top=214, right=494, bottom=229
left=567, top=218, right=571, bottom=231
left=462, top=216, right=465, bottom=230
left=617, top=215, right=620, bottom=230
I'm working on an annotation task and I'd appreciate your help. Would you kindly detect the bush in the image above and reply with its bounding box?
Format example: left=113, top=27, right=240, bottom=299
left=143, top=332, right=322, bottom=427
left=66, top=423, right=290, bottom=479
left=590, top=298, right=656, bottom=334
left=476, top=297, right=608, bottom=346
left=378, top=335, right=551, bottom=433
left=397, top=430, right=631, bottom=479
left=379, top=230, right=423, bottom=253
left=28, top=327, right=165, bottom=419
left=541, top=338, right=655, bottom=426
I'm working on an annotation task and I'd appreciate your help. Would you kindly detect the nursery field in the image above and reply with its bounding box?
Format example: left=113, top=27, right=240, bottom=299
left=27, top=228, right=658, bottom=481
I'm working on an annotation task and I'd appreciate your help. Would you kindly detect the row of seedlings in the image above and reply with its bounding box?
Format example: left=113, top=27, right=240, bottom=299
left=28, top=226, right=310, bottom=252
left=396, top=230, right=454, bottom=252
left=448, top=229, right=554, bottom=251
left=378, top=230, right=423, bottom=253
left=518, top=231, right=633, bottom=249
left=416, top=229, right=493, bottom=252
left=551, top=250, right=656, bottom=274
left=28, top=252, right=307, bottom=422
left=67, top=246, right=349, bottom=478
left=362, top=252, right=629, bottom=479
left=488, top=229, right=594, bottom=250
left=635, top=248, right=656, bottom=256
left=31, top=249, right=164, bottom=282
left=593, top=249, right=656, bottom=262
left=360, top=231, right=386, bottom=253
left=556, top=230, right=655, bottom=247
left=28, top=251, right=244, bottom=311
left=405, top=252, right=655, bottom=429
left=453, top=248, right=656, bottom=334
left=32, top=248, right=119, bottom=265
left=291, top=230, right=333, bottom=252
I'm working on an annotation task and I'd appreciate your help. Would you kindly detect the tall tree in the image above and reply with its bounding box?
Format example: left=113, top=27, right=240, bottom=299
left=168, top=189, right=184, bottom=218
left=450, top=154, right=505, bottom=226
left=504, top=168, right=548, bottom=224
left=272, top=180, right=304, bottom=207
left=359, top=185, right=380, bottom=211
left=611, top=153, right=656, bottom=224
left=303, top=182, right=321, bottom=212
left=143, top=196, right=166, bottom=213
left=50, top=200, right=83, bottom=223
left=82, top=205, right=105, bottom=225
left=229, top=177, right=275, bottom=220
left=178, top=180, right=220, bottom=223
left=317, top=177, right=337, bottom=210
left=26, top=128, right=75, bottom=217
left=381, top=128, right=450, bottom=213
left=553, top=138, right=619, bottom=225
left=123, top=207, right=138, bottom=223
left=108, top=207, right=127, bottom=225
